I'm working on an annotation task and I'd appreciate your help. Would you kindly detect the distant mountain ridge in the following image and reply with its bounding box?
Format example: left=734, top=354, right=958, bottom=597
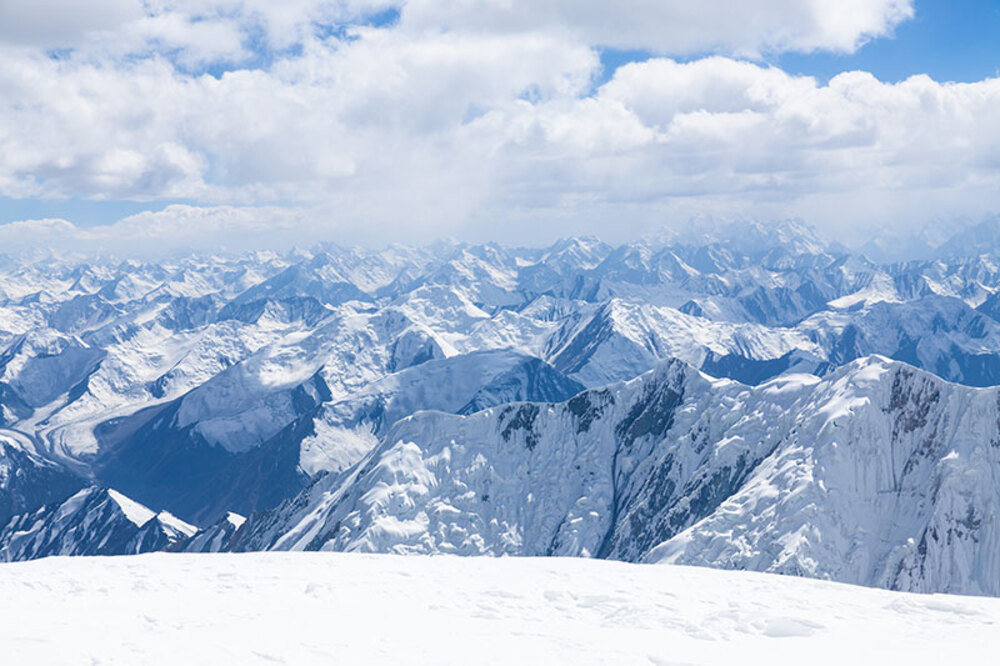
left=1, top=220, right=1000, bottom=595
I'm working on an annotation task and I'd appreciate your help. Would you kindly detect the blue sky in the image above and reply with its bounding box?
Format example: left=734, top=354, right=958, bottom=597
left=597, top=0, right=1000, bottom=85
left=0, top=0, right=999, bottom=250
left=0, top=197, right=171, bottom=228
left=779, top=0, right=1000, bottom=82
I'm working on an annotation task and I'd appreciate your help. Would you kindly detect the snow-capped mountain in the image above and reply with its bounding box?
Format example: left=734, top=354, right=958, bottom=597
left=182, top=511, right=246, bottom=553
left=0, top=486, right=195, bottom=561
left=0, top=430, right=83, bottom=528
left=934, top=215, right=1000, bottom=260
left=230, top=356, right=1000, bottom=596
left=3, top=223, right=1000, bottom=596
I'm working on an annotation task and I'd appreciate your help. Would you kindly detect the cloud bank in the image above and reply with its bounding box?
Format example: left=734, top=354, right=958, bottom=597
left=0, top=206, right=310, bottom=256
left=3, top=0, right=997, bottom=248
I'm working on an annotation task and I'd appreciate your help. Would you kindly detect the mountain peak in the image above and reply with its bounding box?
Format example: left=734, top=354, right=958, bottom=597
left=106, top=488, right=157, bottom=527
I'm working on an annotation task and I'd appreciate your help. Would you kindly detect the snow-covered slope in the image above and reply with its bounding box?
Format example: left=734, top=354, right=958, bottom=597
left=5, top=229, right=1000, bottom=597
left=0, top=431, right=83, bottom=528
left=544, top=298, right=822, bottom=385
left=797, top=295, right=1000, bottom=386
left=232, top=357, right=1000, bottom=595
left=934, top=215, right=1000, bottom=259
left=0, top=486, right=195, bottom=561
left=0, top=552, right=997, bottom=665
left=182, top=512, right=246, bottom=553
left=300, top=349, right=583, bottom=476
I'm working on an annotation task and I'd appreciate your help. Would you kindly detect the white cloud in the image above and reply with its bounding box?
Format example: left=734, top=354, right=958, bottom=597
left=0, top=1, right=399, bottom=63
left=399, top=0, right=914, bottom=56
left=0, top=206, right=314, bottom=255
left=0, top=217, right=78, bottom=244
left=0, top=1, right=913, bottom=61
left=0, top=0, right=143, bottom=48
left=0, top=29, right=596, bottom=205
left=475, top=59, right=1000, bottom=237
left=3, top=0, right=1000, bottom=247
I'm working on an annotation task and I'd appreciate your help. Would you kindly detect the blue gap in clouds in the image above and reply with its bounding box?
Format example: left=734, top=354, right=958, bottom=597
left=596, top=0, right=1000, bottom=93
left=778, top=0, right=1000, bottom=83
left=201, top=6, right=401, bottom=78
left=596, top=48, right=653, bottom=87
left=198, top=23, right=301, bottom=79
left=0, top=198, right=188, bottom=229
left=313, top=7, right=400, bottom=41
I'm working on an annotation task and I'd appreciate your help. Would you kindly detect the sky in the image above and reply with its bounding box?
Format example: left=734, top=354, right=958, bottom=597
left=0, top=0, right=998, bottom=252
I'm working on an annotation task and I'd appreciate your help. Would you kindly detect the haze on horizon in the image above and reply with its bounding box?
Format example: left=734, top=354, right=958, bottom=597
left=0, top=0, right=998, bottom=253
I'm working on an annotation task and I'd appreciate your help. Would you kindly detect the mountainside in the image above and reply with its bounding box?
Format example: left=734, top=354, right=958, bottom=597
left=0, top=430, right=83, bottom=528
left=3, top=224, right=1000, bottom=596
left=0, top=486, right=195, bottom=562
left=231, top=357, right=1000, bottom=596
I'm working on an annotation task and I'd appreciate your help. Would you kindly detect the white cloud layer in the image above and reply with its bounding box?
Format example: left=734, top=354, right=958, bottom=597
left=0, top=206, right=311, bottom=255
left=3, top=0, right=999, bottom=248
left=0, top=1, right=387, bottom=56
left=0, top=0, right=142, bottom=48
left=400, top=0, right=914, bottom=56
left=0, top=1, right=912, bottom=57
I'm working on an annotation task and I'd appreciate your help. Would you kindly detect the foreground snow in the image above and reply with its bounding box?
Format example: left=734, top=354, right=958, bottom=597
left=0, top=553, right=997, bottom=665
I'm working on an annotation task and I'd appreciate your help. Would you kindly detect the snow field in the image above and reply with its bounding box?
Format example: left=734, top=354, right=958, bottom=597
left=0, top=553, right=997, bottom=665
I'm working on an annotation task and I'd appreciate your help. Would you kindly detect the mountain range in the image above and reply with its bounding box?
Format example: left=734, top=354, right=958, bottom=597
left=4, top=218, right=1000, bottom=595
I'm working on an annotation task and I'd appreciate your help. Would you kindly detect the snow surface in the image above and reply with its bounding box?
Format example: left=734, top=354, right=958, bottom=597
left=0, top=552, right=996, bottom=665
